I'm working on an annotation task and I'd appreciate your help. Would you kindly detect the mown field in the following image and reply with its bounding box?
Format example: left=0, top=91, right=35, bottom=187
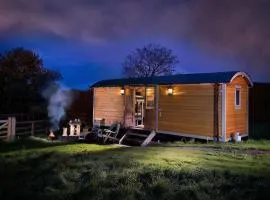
left=0, top=137, right=270, bottom=200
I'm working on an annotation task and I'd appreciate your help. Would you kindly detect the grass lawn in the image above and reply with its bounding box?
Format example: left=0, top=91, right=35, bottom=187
left=0, top=137, right=270, bottom=200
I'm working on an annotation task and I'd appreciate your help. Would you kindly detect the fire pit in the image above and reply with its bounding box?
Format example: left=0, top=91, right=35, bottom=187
left=48, top=130, right=56, bottom=141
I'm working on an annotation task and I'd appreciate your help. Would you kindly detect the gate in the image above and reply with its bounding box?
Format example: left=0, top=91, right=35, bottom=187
left=0, top=117, right=16, bottom=141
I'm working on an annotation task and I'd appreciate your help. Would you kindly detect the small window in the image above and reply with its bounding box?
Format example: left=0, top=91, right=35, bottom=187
left=235, top=86, right=241, bottom=109
left=146, top=87, right=155, bottom=109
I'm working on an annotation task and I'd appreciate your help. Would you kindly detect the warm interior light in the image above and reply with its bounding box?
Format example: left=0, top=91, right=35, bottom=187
left=120, top=88, right=125, bottom=95
left=146, top=87, right=153, bottom=95
left=168, top=88, right=173, bottom=95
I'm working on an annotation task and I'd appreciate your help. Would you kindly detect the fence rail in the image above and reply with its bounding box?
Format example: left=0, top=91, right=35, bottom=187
left=16, top=120, right=48, bottom=137
left=0, top=118, right=48, bottom=141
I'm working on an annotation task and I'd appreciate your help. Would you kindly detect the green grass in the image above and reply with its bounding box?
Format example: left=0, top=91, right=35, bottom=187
left=0, top=138, right=270, bottom=200
left=250, top=123, right=270, bottom=140
left=160, top=139, right=270, bottom=150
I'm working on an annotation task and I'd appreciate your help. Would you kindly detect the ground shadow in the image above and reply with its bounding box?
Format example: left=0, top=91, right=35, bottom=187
left=0, top=137, right=74, bottom=153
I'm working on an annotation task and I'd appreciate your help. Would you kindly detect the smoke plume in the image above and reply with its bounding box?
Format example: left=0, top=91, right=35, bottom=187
left=42, top=82, right=73, bottom=131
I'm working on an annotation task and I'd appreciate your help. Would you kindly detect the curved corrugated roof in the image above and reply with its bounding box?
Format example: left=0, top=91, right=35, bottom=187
left=92, top=71, right=253, bottom=87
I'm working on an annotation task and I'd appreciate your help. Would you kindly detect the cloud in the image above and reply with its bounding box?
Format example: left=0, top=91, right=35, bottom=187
left=0, top=0, right=270, bottom=78
left=187, top=0, right=270, bottom=69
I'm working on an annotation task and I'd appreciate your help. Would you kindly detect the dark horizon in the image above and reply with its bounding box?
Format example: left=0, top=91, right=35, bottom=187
left=1, top=0, right=270, bottom=89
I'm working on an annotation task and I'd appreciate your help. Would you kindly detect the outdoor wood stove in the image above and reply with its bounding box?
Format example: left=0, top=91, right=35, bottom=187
left=64, top=119, right=81, bottom=136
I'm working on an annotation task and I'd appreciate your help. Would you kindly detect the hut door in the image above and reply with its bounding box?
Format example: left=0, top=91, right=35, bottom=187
left=135, top=99, right=144, bottom=126
left=124, top=88, right=135, bottom=127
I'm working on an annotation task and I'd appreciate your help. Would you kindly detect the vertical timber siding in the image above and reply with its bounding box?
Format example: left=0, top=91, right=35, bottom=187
left=144, top=87, right=156, bottom=130
left=124, top=87, right=135, bottom=127
left=158, top=85, right=214, bottom=137
left=226, top=76, right=249, bottom=139
left=144, top=109, right=156, bottom=130
left=218, top=85, right=222, bottom=138
left=94, top=87, right=124, bottom=125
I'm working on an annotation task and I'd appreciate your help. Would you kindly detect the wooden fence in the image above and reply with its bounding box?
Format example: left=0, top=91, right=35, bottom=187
left=0, top=118, right=48, bottom=141
left=16, top=120, right=48, bottom=137
left=0, top=117, right=16, bottom=141
left=0, top=119, right=9, bottom=140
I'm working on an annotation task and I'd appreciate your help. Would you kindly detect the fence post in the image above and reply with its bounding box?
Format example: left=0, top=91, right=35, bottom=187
left=31, top=121, right=35, bottom=136
left=7, top=117, right=16, bottom=141
left=7, top=117, right=12, bottom=141
left=11, top=117, right=16, bottom=140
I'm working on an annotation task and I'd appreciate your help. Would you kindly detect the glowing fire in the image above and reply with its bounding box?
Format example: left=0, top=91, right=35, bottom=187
left=49, top=130, right=56, bottom=138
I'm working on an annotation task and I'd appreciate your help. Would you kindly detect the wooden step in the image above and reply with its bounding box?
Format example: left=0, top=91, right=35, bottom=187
left=126, top=132, right=149, bottom=138
left=123, top=138, right=145, bottom=144
left=119, top=129, right=156, bottom=146
left=141, top=131, right=156, bottom=147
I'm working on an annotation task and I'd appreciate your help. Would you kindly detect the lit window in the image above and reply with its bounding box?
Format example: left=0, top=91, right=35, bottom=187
left=120, top=88, right=125, bottom=95
left=167, top=88, right=173, bottom=95
left=235, top=86, right=241, bottom=109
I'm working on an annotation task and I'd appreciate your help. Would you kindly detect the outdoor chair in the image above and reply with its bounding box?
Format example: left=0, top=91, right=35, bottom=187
left=78, top=127, right=91, bottom=141
left=98, top=122, right=121, bottom=144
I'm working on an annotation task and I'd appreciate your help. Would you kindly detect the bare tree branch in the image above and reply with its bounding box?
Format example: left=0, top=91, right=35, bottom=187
left=122, top=43, right=179, bottom=78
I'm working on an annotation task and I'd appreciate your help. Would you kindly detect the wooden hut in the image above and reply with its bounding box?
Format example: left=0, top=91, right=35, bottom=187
left=91, top=71, right=253, bottom=142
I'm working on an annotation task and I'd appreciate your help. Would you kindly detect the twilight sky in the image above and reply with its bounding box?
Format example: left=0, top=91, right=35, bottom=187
left=0, top=0, right=270, bottom=89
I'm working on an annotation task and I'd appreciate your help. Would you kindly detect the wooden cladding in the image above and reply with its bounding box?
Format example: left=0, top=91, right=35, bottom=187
left=124, top=87, right=135, bottom=127
left=93, top=76, right=250, bottom=140
left=146, top=87, right=155, bottom=109
left=144, top=87, right=156, bottom=130
left=158, top=85, right=215, bottom=136
left=213, top=84, right=220, bottom=140
left=94, top=87, right=124, bottom=125
left=226, top=76, right=249, bottom=138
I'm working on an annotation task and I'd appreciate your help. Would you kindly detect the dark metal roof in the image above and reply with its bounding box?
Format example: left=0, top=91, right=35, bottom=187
left=92, top=71, right=251, bottom=87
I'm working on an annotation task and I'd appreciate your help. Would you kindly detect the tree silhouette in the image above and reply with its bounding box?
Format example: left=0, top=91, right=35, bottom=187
left=122, top=43, right=179, bottom=78
left=0, top=47, right=61, bottom=114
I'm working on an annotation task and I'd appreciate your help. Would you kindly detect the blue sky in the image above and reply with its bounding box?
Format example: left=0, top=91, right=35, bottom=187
left=0, top=0, right=269, bottom=89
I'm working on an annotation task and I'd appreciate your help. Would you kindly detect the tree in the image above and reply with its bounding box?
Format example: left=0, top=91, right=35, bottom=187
left=122, top=43, right=179, bottom=78
left=0, top=47, right=61, bottom=114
